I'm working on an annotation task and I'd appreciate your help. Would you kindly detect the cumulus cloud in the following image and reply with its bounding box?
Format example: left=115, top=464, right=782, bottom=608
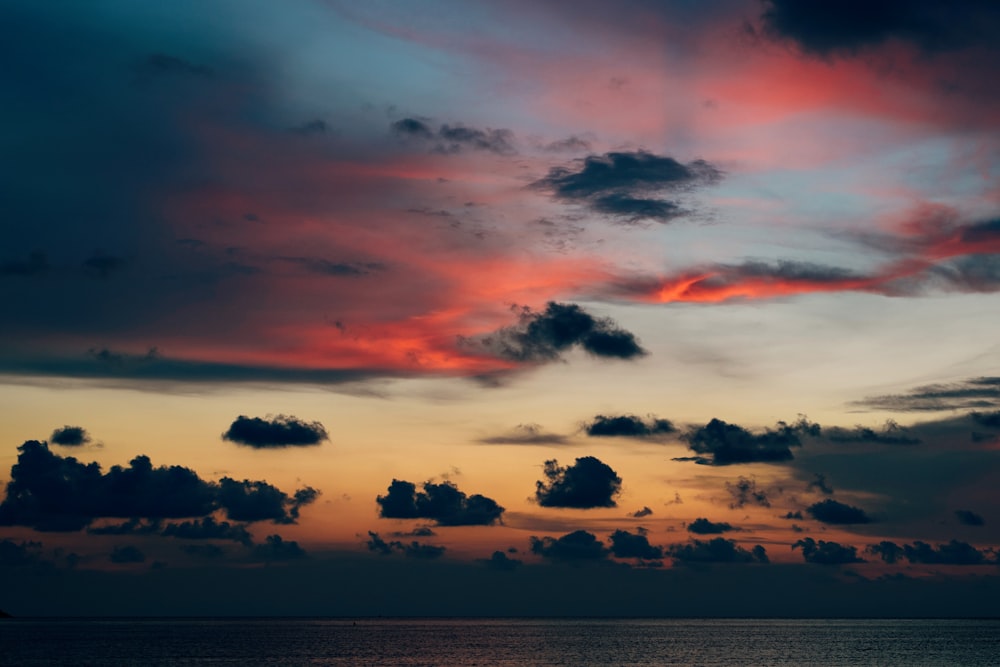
left=364, top=531, right=444, bottom=559
left=49, top=426, right=91, bottom=447
left=584, top=415, right=675, bottom=438
left=667, top=538, right=768, bottom=564
left=375, top=479, right=504, bottom=526
left=530, top=530, right=609, bottom=561
left=475, top=302, right=646, bottom=362
left=868, top=539, right=993, bottom=565
left=161, top=517, right=253, bottom=546
left=687, top=518, right=736, bottom=534
left=608, top=529, right=663, bottom=560
left=0, top=440, right=317, bottom=531
left=222, top=414, right=328, bottom=448
left=793, top=538, right=864, bottom=565
left=482, top=550, right=522, bottom=570
left=252, top=534, right=306, bottom=561
left=806, top=499, right=872, bottom=525
left=677, top=418, right=816, bottom=465
left=534, top=456, right=622, bottom=508
left=725, top=477, right=770, bottom=509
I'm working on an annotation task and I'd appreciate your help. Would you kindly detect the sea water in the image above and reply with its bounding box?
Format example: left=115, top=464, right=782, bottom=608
left=1, top=617, right=997, bottom=666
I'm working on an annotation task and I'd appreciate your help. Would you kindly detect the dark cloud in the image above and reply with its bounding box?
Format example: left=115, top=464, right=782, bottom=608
left=82, top=253, right=126, bottom=278
left=109, top=545, right=146, bottom=564
left=87, top=519, right=161, bottom=536
left=629, top=506, right=653, bottom=518
left=0, top=251, right=47, bottom=277
left=667, top=538, right=768, bottom=564
left=793, top=538, right=864, bottom=565
left=806, top=473, right=834, bottom=495
left=759, top=0, right=1000, bottom=58
left=585, top=414, right=675, bottom=438
left=534, top=456, right=622, bottom=509
left=392, top=526, right=437, bottom=538
left=280, top=257, right=384, bottom=277
left=854, top=377, right=1000, bottom=412
left=806, top=499, right=872, bottom=525
left=478, top=424, right=569, bottom=445
left=783, top=511, right=804, bottom=520
left=139, top=53, right=214, bottom=79
left=725, top=476, right=770, bottom=509
left=475, top=302, right=646, bottom=362
left=181, top=544, right=225, bottom=559
left=252, top=534, right=305, bottom=561
left=826, top=420, right=919, bottom=445
left=392, top=118, right=515, bottom=154
left=482, top=550, right=522, bottom=571
left=687, top=518, right=736, bottom=535
left=541, top=135, right=592, bottom=153
left=0, top=539, right=43, bottom=568
left=375, top=479, right=504, bottom=526
left=678, top=418, right=815, bottom=465
left=364, top=531, right=444, bottom=559
left=161, top=517, right=253, bottom=546
left=868, top=540, right=993, bottom=565
left=50, top=425, right=91, bottom=447
left=530, top=530, right=609, bottom=561
left=533, top=151, right=721, bottom=223
left=955, top=510, right=985, bottom=527
left=222, top=414, right=328, bottom=448
left=971, top=411, right=1000, bottom=428
left=0, top=441, right=316, bottom=531
left=609, top=529, right=663, bottom=560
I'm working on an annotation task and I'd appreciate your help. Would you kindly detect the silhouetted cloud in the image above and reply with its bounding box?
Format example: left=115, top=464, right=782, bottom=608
left=364, top=531, right=444, bottom=559
left=854, top=377, right=1000, bottom=412
left=955, top=510, right=985, bottom=527
left=82, top=253, right=126, bottom=278
left=629, top=506, right=653, bottom=518
left=806, top=473, right=834, bottom=495
left=793, top=538, right=864, bottom=565
left=478, top=424, right=569, bottom=445
left=535, top=456, right=622, bottom=508
left=482, top=550, right=522, bottom=570
left=376, top=479, right=504, bottom=526
left=826, top=420, right=919, bottom=445
left=972, top=411, right=1000, bottom=428
left=687, top=518, right=736, bottom=534
left=667, top=538, right=767, bottom=564
left=87, top=519, right=161, bottom=536
left=49, top=426, right=91, bottom=447
left=806, top=499, right=872, bottom=525
left=391, top=526, right=437, bottom=538
left=609, top=529, right=663, bottom=560
left=0, top=441, right=317, bottom=531
left=585, top=414, right=675, bottom=438
left=0, top=539, right=43, bottom=568
left=677, top=418, right=816, bottom=465
left=868, top=539, right=992, bottom=565
left=161, top=517, right=253, bottom=545
left=222, top=414, right=328, bottom=448
left=476, top=302, right=646, bottom=362
left=783, top=511, right=804, bottom=520
left=725, top=477, right=770, bottom=509
left=392, top=118, right=515, bottom=154
left=533, top=151, right=721, bottom=223
left=530, top=530, right=609, bottom=561
left=399, top=541, right=446, bottom=559
left=109, top=545, right=146, bottom=564
left=252, top=534, right=305, bottom=561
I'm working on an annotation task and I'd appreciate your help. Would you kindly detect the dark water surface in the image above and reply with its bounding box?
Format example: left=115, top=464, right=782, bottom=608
left=1, top=617, right=997, bottom=666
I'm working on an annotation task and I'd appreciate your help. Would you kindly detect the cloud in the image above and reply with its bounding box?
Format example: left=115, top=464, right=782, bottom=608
left=474, top=302, right=646, bottom=362
left=87, top=519, right=161, bottom=536
left=161, top=517, right=253, bottom=546
left=793, top=538, right=864, bottom=565
left=375, top=479, right=504, bottom=526
left=392, top=118, right=515, bottom=154
left=364, top=531, right=444, bottom=559
left=677, top=418, right=814, bottom=465
left=482, top=550, right=522, bottom=570
left=0, top=251, right=47, bottom=277
left=0, top=441, right=317, bottom=531
left=972, top=411, right=1000, bottom=428
left=109, top=545, right=146, bottom=564
left=868, top=540, right=993, bottom=565
left=49, top=426, right=91, bottom=447
left=530, top=530, right=609, bottom=561
left=853, top=377, right=1000, bottom=412
left=0, top=539, right=43, bottom=568
left=806, top=473, right=834, bottom=495
left=478, top=423, right=569, bottom=445
left=608, top=529, right=663, bottom=560
left=725, top=477, right=770, bottom=509
left=534, top=456, right=622, bottom=508
left=221, top=414, right=328, bottom=448
left=252, top=534, right=306, bottom=561
left=629, top=506, right=653, bottom=518
left=806, top=499, right=872, bottom=525
left=181, top=544, right=225, bottom=559
left=826, top=420, right=919, bottom=445
left=533, top=151, right=721, bottom=223
left=584, top=414, right=675, bottom=438
left=667, top=538, right=768, bottom=564
left=955, top=510, right=985, bottom=527
left=687, top=518, right=736, bottom=535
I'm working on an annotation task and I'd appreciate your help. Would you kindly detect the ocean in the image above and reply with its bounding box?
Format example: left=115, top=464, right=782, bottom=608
left=1, top=617, right=997, bottom=666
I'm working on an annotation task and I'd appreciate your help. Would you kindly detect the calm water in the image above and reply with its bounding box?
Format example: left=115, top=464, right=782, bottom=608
left=1, top=618, right=997, bottom=666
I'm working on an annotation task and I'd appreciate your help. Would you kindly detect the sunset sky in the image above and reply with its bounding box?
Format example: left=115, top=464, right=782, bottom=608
left=2, top=0, right=1000, bottom=616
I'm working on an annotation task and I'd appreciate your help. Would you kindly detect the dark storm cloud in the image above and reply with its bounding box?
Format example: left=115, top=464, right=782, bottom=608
left=221, top=414, right=328, bottom=448
left=530, top=530, right=609, bottom=561
left=364, top=531, right=444, bottom=559
left=853, top=377, right=1000, bottom=412
left=475, top=302, right=646, bottom=362
left=109, top=545, right=146, bottom=564
left=252, top=534, right=306, bottom=561
left=0, top=251, right=47, bottom=277
left=667, top=538, right=768, bottom=564
left=0, top=440, right=317, bottom=531
left=375, top=479, right=504, bottom=526
left=161, top=517, right=253, bottom=546
left=955, top=510, right=985, bottom=527
left=50, top=426, right=91, bottom=447
left=0, top=539, right=43, bottom=568
left=533, top=151, right=721, bottom=223
left=806, top=499, right=872, bottom=525
left=687, top=518, right=736, bottom=535
left=725, top=477, right=770, bottom=509
left=826, top=420, right=919, bottom=445
left=477, top=424, right=569, bottom=445
left=534, top=456, right=622, bottom=508
left=677, top=418, right=816, bottom=465
left=585, top=414, right=675, bottom=438
left=868, top=540, right=993, bottom=565
left=482, top=550, right=522, bottom=570
left=793, top=538, right=864, bottom=565
left=759, top=0, right=1000, bottom=58
left=609, top=529, right=663, bottom=560
left=391, top=118, right=515, bottom=154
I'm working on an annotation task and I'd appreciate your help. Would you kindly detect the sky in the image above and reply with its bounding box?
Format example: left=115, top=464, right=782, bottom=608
left=1, top=0, right=1000, bottom=617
